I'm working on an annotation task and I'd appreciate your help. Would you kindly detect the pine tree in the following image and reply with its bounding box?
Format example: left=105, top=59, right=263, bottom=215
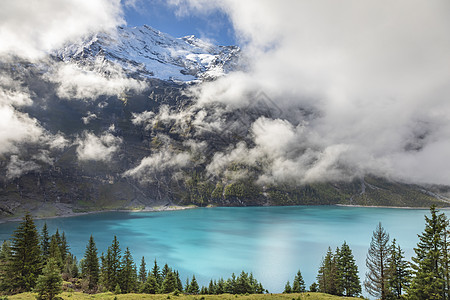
left=162, top=263, right=170, bottom=281
left=283, top=280, right=292, bottom=293
left=40, top=223, right=50, bottom=261
left=151, top=259, right=162, bottom=286
left=139, top=256, right=147, bottom=283
left=185, top=277, right=190, bottom=293
left=10, top=213, right=42, bottom=291
left=63, top=253, right=79, bottom=279
left=309, top=282, right=318, bottom=292
left=162, top=270, right=178, bottom=293
left=317, top=247, right=338, bottom=294
left=292, top=269, right=306, bottom=293
left=34, top=258, right=62, bottom=300
left=59, top=232, right=69, bottom=262
left=48, top=236, right=63, bottom=270
left=337, top=241, right=361, bottom=297
left=200, top=286, right=208, bottom=294
left=208, top=279, right=215, bottom=294
left=216, top=278, right=225, bottom=294
left=388, top=239, right=411, bottom=298
left=443, top=219, right=450, bottom=300
left=142, top=275, right=159, bottom=294
left=119, top=247, right=137, bottom=293
left=188, top=274, right=199, bottom=294
left=175, top=270, right=183, bottom=292
left=364, top=222, right=391, bottom=300
left=249, top=272, right=263, bottom=294
left=114, top=283, right=122, bottom=294
left=53, top=229, right=61, bottom=250
left=0, top=240, right=12, bottom=292
left=82, top=235, right=99, bottom=290
left=333, top=246, right=343, bottom=295
left=99, top=252, right=106, bottom=288
left=236, top=271, right=252, bottom=294
left=103, top=236, right=122, bottom=291
left=408, top=205, right=447, bottom=299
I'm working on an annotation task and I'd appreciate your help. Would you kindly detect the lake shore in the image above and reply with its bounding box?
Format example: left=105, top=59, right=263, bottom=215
left=335, top=204, right=434, bottom=209
left=2, top=203, right=447, bottom=223
left=0, top=204, right=199, bottom=223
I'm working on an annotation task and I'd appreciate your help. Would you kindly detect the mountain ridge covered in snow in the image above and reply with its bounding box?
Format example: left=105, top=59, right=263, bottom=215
left=54, top=25, right=240, bottom=82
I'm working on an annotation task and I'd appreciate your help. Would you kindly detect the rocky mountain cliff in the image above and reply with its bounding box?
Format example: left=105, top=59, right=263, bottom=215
left=0, top=25, right=448, bottom=219
left=55, top=25, right=240, bottom=82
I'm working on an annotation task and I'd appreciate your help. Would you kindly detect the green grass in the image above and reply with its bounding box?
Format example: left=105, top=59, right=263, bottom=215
left=7, top=292, right=359, bottom=300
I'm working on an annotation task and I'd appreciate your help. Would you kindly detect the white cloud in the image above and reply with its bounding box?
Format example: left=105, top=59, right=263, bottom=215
left=47, top=59, right=147, bottom=100
left=48, top=133, right=69, bottom=150
left=76, top=131, right=122, bottom=161
left=0, top=104, right=44, bottom=154
left=169, top=0, right=450, bottom=185
left=0, top=0, right=124, bottom=60
left=6, top=155, right=40, bottom=179
left=124, top=151, right=192, bottom=182
left=82, top=112, right=98, bottom=124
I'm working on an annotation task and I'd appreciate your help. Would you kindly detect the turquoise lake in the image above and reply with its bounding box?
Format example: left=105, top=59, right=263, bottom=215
left=0, top=206, right=437, bottom=293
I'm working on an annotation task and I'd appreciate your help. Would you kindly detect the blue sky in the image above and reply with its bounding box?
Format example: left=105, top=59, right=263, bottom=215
left=123, top=1, right=237, bottom=46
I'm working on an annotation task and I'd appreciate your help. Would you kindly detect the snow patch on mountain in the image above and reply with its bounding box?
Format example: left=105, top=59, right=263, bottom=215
left=55, top=25, right=240, bottom=82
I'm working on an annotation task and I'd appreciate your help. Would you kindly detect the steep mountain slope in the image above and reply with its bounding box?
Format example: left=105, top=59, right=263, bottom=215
left=0, top=25, right=448, bottom=218
left=55, top=25, right=240, bottom=81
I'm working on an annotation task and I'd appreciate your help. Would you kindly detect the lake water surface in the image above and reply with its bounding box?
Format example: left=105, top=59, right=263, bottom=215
left=0, top=206, right=436, bottom=293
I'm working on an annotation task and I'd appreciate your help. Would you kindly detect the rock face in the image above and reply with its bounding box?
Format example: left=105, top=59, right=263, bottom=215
left=0, top=25, right=448, bottom=219
left=55, top=25, right=240, bottom=82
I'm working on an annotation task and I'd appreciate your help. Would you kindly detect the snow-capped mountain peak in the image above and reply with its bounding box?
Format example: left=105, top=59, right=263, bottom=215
left=55, top=25, right=240, bottom=82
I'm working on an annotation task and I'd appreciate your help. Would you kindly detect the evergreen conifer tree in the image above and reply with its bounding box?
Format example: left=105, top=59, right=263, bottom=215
left=139, top=256, right=147, bottom=283
left=185, top=278, right=190, bottom=293
left=114, top=283, right=122, bottom=294
left=63, top=253, right=78, bottom=279
left=227, top=273, right=237, bottom=294
left=162, top=263, right=170, bottom=281
left=142, top=275, right=158, bottom=294
left=40, top=223, right=50, bottom=261
left=162, top=271, right=178, bottom=293
left=188, top=274, right=199, bottom=294
left=408, top=205, right=447, bottom=299
left=104, top=236, right=121, bottom=291
left=388, top=239, right=411, bottom=298
left=442, top=219, right=450, bottom=300
left=208, top=279, right=215, bottom=294
left=333, top=246, right=343, bottom=295
left=119, top=247, right=137, bottom=293
left=53, top=230, right=61, bottom=250
left=200, top=286, right=208, bottom=294
left=236, top=271, right=252, bottom=294
left=283, top=281, right=292, bottom=293
left=59, top=232, right=69, bottom=262
left=99, top=252, right=106, bottom=288
left=48, top=236, right=63, bottom=270
left=175, top=270, right=183, bottom=292
left=10, top=213, right=42, bottom=291
left=309, top=282, right=318, bottom=292
left=0, top=240, right=12, bottom=292
left=317, top=247, right=337, bottom=294
left=34, top=258, right=62, bottom=300
left=82, top=235, right=99, bottom=290
left=292, top=269, right=306, bottom=293
left=216, top=278, right=225, bottom=294
left=151, top=259, right=162, bottom=286
left=364, top=222, right=391, bottom=300
left=337, top=241, right=361, bottom=297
